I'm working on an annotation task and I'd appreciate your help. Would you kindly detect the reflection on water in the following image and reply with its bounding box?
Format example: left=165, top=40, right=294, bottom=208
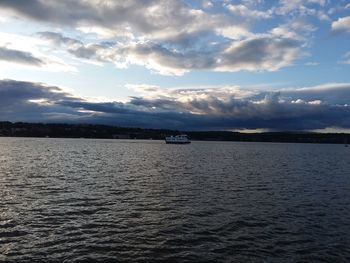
left=0, top=138, right=349, bottom=262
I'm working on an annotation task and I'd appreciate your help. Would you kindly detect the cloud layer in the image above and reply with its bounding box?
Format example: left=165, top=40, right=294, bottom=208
left=0, top=0, right=318, bottom=75
left=37, top=31, right=302, bottom=75
left=1, top=79, right=349, bottom=131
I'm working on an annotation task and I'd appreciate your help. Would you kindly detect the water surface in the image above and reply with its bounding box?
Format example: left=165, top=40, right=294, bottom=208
left=0, top=138, right=349, bottom=262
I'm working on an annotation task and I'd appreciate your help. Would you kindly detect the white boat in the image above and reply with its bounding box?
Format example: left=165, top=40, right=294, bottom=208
left=165, top=134, right=191, bottom=144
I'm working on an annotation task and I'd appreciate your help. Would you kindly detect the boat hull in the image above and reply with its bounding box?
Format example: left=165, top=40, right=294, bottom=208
left=165, top=141, right=191, bottom=144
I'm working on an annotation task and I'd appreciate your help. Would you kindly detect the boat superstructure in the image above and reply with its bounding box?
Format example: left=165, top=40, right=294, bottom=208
left=165, top=134, right=191, bottom=144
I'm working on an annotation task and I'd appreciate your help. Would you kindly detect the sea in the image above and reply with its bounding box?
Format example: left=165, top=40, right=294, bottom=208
left=0, top=137, right=349, bottom=263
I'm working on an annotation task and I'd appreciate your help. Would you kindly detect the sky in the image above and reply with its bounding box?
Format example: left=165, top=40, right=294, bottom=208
left=0, top=0, right=349, bottom=132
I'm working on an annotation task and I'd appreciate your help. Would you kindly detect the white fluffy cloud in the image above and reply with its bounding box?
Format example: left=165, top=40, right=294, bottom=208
left=332, top=16, right=350, bottom=33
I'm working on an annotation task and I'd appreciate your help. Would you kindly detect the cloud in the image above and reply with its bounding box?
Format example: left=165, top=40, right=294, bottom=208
left=305, top=62, right=319, bottom=66
left=0, top=0, right=235, bottom=41
left=0, top=45, right=75, bottom=72
left=340, top=52, right=350, bottom=64
left=0, top=46, right=44, bottom=66
left=1, top=79, right=350, bottom=131
left=216, top=37, right=300, bottom=72
left=226, top=4, right=272, bottom=19
left=332, top=16, right=350, bottom=33
left=37, top=31, right=82, bottom=47
left=202, top=0, right=213, bottom=9
left=38, top=31, right=106, bottom=61
left=275, top=0, right=326, bottom=16
left=1, top=1, right=311, bottom=75
left=280, top=83, right=350, bottom=105
left=0, top=79, right=82, bottom=122
left=0, top=32, right=78, bottom=72
left=38, top=31, right=302, bottom=75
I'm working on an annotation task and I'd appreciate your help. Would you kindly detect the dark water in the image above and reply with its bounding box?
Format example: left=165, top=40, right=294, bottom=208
left=0, top=138, right=349, bottom=263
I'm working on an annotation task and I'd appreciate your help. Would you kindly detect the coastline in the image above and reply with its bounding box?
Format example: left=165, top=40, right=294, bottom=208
left=1, top=121, right=349, bottom=145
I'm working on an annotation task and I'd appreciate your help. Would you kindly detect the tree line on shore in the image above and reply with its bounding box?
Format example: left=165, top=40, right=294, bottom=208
left=0, top=121, right=349, bottom=144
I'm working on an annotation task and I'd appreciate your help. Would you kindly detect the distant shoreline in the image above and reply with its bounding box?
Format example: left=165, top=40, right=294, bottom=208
left=0, top=121, right=349, bottom=144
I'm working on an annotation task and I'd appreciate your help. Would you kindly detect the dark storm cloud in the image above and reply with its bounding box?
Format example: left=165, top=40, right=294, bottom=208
left=0, top=79, right=66, bottom=103
left=1, top=79, right=350, bottom=130
left=0, top=46, right=44, bottom=66
left=0, top=79, right=80, bottom=122
left=125, top=92, right=350, bottom=130
left=58, top=101, right=134, bottom=115
left=282, top=83, right=350, bottom=105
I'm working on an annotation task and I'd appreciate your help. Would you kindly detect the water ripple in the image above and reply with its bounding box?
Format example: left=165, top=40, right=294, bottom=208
left=0, top=138, right=349, bottom=262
